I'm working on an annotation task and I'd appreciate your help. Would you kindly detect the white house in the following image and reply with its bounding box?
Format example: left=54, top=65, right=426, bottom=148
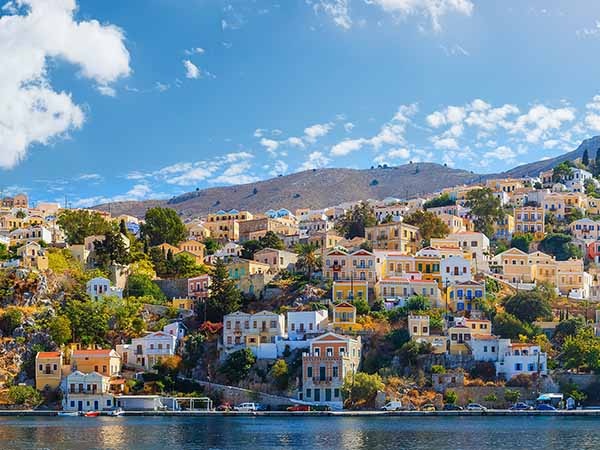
left=86, top=277, right=123, bottom=300
left=468, top=336, right=547, bottom=380
left=440, top=255, right=471, bottom=284
left=163, top=321, right=187, bottom=344
left=205, top=242, right=242, bottom=264
left=9, top=225, right=52, bottom=245
left=447, top=231, right=490, bottom=271
left=116, top=331, right=177, bottom=371
left=222, top=311, right=286, bottom=359
left=287, top=310, right=328, bottom=341
left=62, top=371, right=115, bottom=412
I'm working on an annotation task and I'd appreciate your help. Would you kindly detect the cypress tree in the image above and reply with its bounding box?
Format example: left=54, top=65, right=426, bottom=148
left=582, top=149, right=590, bottom=166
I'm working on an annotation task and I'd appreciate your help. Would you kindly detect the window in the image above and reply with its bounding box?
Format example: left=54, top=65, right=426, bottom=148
left=334, top=388, right=340, bottom=398
left=306, top=388, right=312, bottom=398
left=307, top=366, right=313, bottom=378
left=515, top=363, right=523, bottom=371
left=333, top=366, right=339, bottom=378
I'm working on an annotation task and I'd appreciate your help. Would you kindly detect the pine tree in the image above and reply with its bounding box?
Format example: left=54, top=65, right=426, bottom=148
left=596, top=148, right=600, bottom=174
left=119, top=219, right=128, bottom=235
left=204, top=259, right=242, bottom=322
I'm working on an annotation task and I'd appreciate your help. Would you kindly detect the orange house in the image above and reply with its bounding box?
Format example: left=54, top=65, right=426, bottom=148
left=71, top=349, right=121, bottom=377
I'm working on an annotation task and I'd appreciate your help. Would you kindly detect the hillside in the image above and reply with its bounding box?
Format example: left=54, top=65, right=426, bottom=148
left=95, top=135, right=600, bottom=218
left=95, top=163, right=481, bottom=218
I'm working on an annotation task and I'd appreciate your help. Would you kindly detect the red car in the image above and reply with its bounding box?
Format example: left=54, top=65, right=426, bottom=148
left=287, top=404, right=311, bottom=412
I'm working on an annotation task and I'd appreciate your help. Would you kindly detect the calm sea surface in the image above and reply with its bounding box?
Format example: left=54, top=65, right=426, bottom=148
left=0, top=415, right=599, bottom=450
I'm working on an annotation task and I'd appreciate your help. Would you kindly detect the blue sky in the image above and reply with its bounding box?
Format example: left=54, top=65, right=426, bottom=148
left=3, top=0, right=600, bottom=207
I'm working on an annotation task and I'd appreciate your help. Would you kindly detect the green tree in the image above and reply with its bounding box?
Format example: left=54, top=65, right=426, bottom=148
left=141, top=207, right=186, bottom=246
left=504, top=389, right=521, bottom=404
left=171, top=253, right=207, bottom=278
left=503, top=290, right=552, bottom=324
left=295, top=243, right=321, bottom=280
left=561, top=327, right=600, bottom=372
left=0, top=308, right=23, bottom=335
left=552, top=317, right=586, bottom=345
left=205, top=259, right=242, bottom=322
left=270, top=359, right=289, bottom=390
left=341, top=372, right=384, bottom=409
left=583, top=149, right=590, bottom=166
left=241, top=240, right=263, bottom=259
left=57, top=209, right=112, bottom=245
left=93, top=230, right=130, bottom=270
left=126, top=274, right=166, bottom=302
left=0, top=243, right=9, bottom=261
left=352, top=298, right=370, bottom=315
left=511, top=233, right=533, bottom=252
left=203, top=238, right=220, bottom=255
left=259, top=231, right=285, bottom=250
left=7, top=385, right=42, bottom=407
left=48, top=315, right=72, bottom=346
left=596, top=148, right=600, bottom=175
left=465, top=188, right=505, bottom=237
left=62, top=297, right=111, bottom=345
left=552, top=161, right=574, bottom=182
left=219, top=348, right=256, bottom=384
left=335, top=203, right=377, bottom=239
left=492, top=312, right=531, bottom=340
left=403, top=210, right=450, bottom=244
left=444, top=390, right=458, bottom=405
left=405, top=294, right=430, bottom=312
left=539, top=233, right=582, bottom=261
left=423, top=193, right=455, bottom=209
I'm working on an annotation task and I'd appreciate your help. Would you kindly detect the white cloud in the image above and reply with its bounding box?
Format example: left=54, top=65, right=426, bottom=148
left=210, top=161, right=258, bottom=185
left=71, top=183, right=154, bottom=207
left=0, top=0, right=130, bottom=169
left=484, top=145, right=516, bottom=160
left=370, top=0, right=474, bottom=31
left=508, top=105, right=575, bottom=143
left=77, top=173, right=102, bottom=181
left=312, top=0, right=352, bottom=30
left=300, top=151, right=331, bottom=170
left=344, top=122, right=355, bottom=132
left=286, top=137, right=305, bottom=147
left=155, top=82, right=170, bottom=92
left=304, top=122, right=334, bottom=142
left=585, top=113, right=600, bottom=131
left=331, top=138, right=368, bottom=156
left=184, top=47, right=205, bottom=55
left=270, top=160, right=288, bottom=176
left=260, top=138, right=280, bottom=156
left=183, top=59, right=201, bottom=79
left=96, top=85, right=116, bottom=97
left=431, top=136, right=459, bottom=150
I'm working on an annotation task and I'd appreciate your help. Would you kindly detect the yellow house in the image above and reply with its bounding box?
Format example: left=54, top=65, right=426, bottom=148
left=485, top=178, right=524, bottom=193
left=172, top=298, right=195, bottom=312
left=513, top=206, right=544, bottom=239
left=493, top=214, right=515, bottom=241
left=331, top=302, right=363, bottom=333
left=323, top=249, right=379, bottom=288
left=332, top=280, right=369, bottom=303
left=365, top=222, right=419, bottom=253
left=448, top=318, right=492, bottom=355
left=71, top=349, right=121, bottom=377
left=227, top=258, right=273, bottom=296
left=35, top=352, right=63, bottom=391
left=491, top=247, right=533, bottom=284
left=206, top=209, right=253, bottom=241
left=178, top=240, right=205, bottom=260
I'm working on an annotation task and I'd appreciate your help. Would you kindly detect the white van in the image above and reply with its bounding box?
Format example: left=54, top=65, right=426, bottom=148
left=236, top=403, right=259, bottom=411
left=381, top=401, right=403, bottom=411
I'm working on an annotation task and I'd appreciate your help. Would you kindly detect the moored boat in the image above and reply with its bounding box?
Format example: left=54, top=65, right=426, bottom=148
left=82, top=411, right=101, bottom=417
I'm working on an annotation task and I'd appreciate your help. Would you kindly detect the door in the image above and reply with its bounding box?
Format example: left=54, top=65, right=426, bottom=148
left=325, top=389, right=332, bottom=402
left=314, top=389, right=320, bottom=402
left=94, top=400, right=99, bottom=410
left=77, top=401, right=83, bottom=411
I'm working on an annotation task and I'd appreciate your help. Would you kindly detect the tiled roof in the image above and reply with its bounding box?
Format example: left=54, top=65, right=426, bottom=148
left=72, top=349, right=113, bottom=356
left=37, top=351, right=61, bottom=358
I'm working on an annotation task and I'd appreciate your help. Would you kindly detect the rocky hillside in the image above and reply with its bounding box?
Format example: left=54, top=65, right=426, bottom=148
left=95, top=163, right=481, bottom=218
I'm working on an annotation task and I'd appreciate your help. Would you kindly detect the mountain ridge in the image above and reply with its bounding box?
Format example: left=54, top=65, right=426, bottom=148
left=94, top=136, right=600, bottom=218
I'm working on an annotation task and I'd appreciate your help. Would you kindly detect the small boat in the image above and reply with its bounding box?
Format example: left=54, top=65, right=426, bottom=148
left=57, top=411, right=78, bottom=417
left=82, top=411, right=101, bottom=417
left=109, top=408, right=124, bottom=417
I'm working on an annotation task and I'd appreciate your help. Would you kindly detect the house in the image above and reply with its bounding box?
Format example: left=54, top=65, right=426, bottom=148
left=71, top=349, right=121, bottom=377
left=117, top=331, right=177, bottom=371
left=222, top=311, right=286, bottom=359
left=227, top=258, right=274, bottom=296
left=253, top=247, right=298, bottom=272
left=331, top=280, right=369, bottom=303
left=163, top=321, right=187, bottom=343
left=205, top=242, right=242, bottom=264
left=364, top=222, right=419, bottom=253
left=493, top=214, right=515, bottom=241
left=187, top=274, right=211, bottom=300
left=172, top=298, right=195, bottom=313
left=331, top=302, right=363, bottom=334
left=491, top=247, right=532, bottom=284
left=468, top=338, right=548, bottom=380
left=300, top=332, right=361, bottom=408
left=377, top=277, right=441, bottom=308
left=570, top=218, right=600, bottom=241
left=9, top=225, right=52, bottom=245
left=62, top=371, right=115, bottom=412
left=35, top=352, right=63, bottom=391
left=308, top=231, right=344, bottom=250
left=186, top=222, right=211, bottom=240
left=287, top=310, right=329, bottom=340
left=16, top=242, right=48, bottom=271
left=205, top=209, right=253, bottom=241
left=447, top=317, right=492, bottom=355
left=323, top=249, right=378, bottom=288
left=178, top=239, right=205, bottom=263
left=513, top=206, right=545, bottom=239
left=86, top=277, right=123, bottom=300
left=447, top=232, right=490, bottom=271
left=447, top=280, right=486, bottom=314
left=440, top=255, right=471, bottom=284
left=407, top=315, right=446, bottom=354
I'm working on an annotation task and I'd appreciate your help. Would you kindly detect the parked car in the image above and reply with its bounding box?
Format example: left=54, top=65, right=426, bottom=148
left=216, top=403, right=235, bottom=412
left=311, top=404, right=332, bottom=411
left=256, top=404, right=269, bottom=411
left=236, top=403, right=259, bottom=411
left=466, top=403, right=487, bottom=411
left=443, top=404, right=463, bottom=411
left=287, top=404, right=311, bottom=412
left=535, top=404, right=557, bottom=411
left=381, top=401, right=403, bottom=411
left=420, top=403, right=436, bottom=411
left=510, top=402, right=533, bottom=411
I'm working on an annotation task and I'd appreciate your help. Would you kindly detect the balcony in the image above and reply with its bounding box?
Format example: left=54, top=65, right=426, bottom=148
left=312, top=377, right=333, bottom=384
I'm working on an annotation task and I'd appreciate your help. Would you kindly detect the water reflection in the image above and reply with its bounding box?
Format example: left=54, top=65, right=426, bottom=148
left=1, top=416, right=600, bottom=450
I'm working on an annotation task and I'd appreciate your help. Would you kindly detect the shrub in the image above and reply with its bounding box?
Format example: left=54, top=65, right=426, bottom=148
left=8, top=385, right=42, bottom=407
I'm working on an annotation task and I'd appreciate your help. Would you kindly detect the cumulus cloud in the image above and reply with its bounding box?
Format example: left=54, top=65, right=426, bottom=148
left=371, top=0, right=474, bottom=31
left=304, top=122, right=334, bottom=143
left=183, top=59, right=201, bottom=79
left=312, top=0, right=352, bottom=29
left=300, top=151, right=331, bottom=170
left=0, top=0, right=130, bottom=169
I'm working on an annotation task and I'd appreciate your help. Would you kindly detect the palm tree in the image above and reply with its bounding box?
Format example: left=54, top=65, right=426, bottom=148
left=295, top=243, right=321, bottom=281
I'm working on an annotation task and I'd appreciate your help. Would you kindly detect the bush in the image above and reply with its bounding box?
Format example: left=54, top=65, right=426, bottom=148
left=431, top=365, right=446, bottom=374
left=506, top=374, right=534, bottom=388
left=444, top=390, right=457, bottom=405
left=483, top=393, right=497, bottom=402
left=0, top=308, right=23, bottom=335
left=8, top=385, right=42, bottom=407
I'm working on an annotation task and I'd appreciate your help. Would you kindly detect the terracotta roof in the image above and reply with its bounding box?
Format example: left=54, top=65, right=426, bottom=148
left=37, top=351, right=60, bottom=358
left=72, top=349, right=113, bottom=356
left=471, top=334, right=496, bottom=340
